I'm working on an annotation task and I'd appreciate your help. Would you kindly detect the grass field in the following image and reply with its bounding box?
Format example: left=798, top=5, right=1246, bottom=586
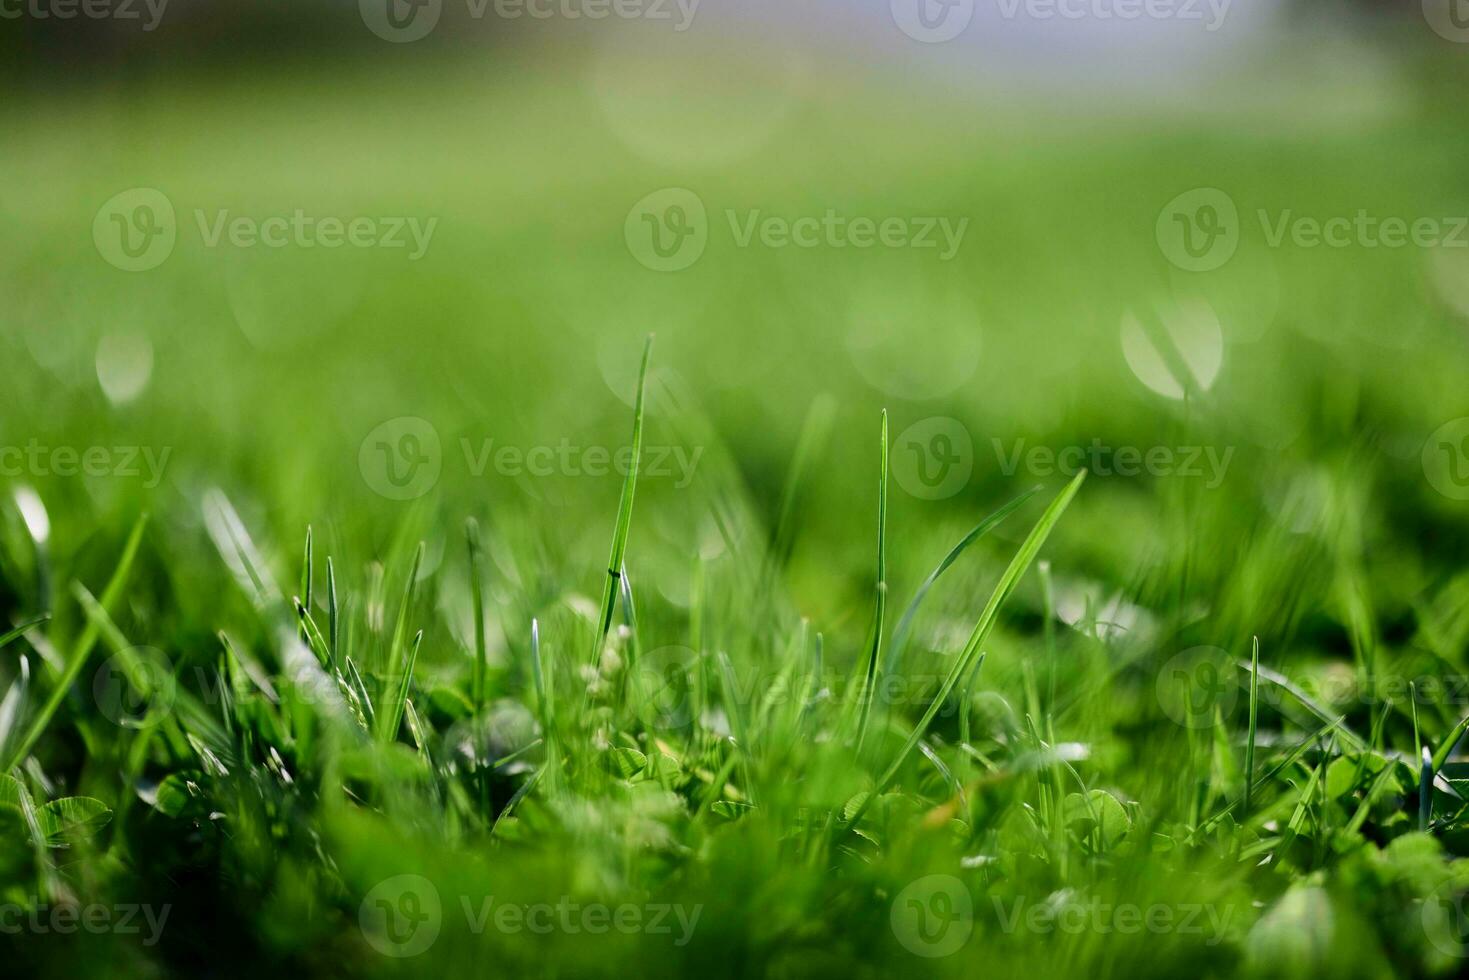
left=5, top=23, right=1469, bottom=978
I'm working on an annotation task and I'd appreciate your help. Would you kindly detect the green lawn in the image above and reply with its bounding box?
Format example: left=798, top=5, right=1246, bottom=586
left=4, top=39, right=1469, bottom=978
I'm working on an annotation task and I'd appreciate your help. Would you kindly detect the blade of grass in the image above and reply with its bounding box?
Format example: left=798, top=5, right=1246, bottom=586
left=5, top=514, right=147, bottom=771
left=377, top=542, right=424, bottom=742
left=853, top=410, right=889, bottom=754
left=327, top=556, right=340, bottom=661
left=1421, top=746, right=1433, bottom=832
left=884, top=487, right=1041, bottom=679
left=770, top=394, right=836, bottom=571
left=1430, top=706, right=1469, bottom=772
left=590, top=334, right=653, bottom=665
left=1243, top=636, right=1260, bottom=820
left=0, top=616, right=49, bottom=652
left=846, top=470, right=1086, bottom=832
left=467, top=518, right=487, bottom=712
left=379, top=630, right=423, bottom=745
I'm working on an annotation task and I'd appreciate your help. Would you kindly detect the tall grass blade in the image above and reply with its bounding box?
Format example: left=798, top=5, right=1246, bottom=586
left=883, top=487, right=1040, bottom=678
left=5, top=514, right=148, bottom=771
left=0, top=616, right=48, bottom=652
left=1242, top=636, right=1260, bottom=820
left=853, top=410, right=888, bottom=753
left=591, top=334, right=653, bottom=665
left=467, top=518, right=488, bottom=712
left=847, top=470, right=1086, bottom=830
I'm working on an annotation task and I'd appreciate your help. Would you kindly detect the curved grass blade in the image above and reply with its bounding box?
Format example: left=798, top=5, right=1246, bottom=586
left=770, top=394, right=836, bottom=571
left=467, top=518, right=487, bottom=711
left=1242, top=636, right=1260, bottom=820
left=377, top=542, right=424, bottom=742
left=882, top=486, right=1041, bottom=679
left=1240, top=658, right=1367, bottom=753
left=591, top=334, right=653, bottom=665
left=5, top=513, right=147, bottom=771
left=0, top=616, right=49, bottom=653
left=853, top=410, right=888, bottom=753
left=379, top=630, right=423, bottom=745
left=845, top=470, right=1086, bottom=832
left=327, top=556, right=340, bottom=660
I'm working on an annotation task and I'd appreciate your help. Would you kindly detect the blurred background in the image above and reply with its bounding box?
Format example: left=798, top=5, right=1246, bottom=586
left=3, top=0, right=1469, bottom=669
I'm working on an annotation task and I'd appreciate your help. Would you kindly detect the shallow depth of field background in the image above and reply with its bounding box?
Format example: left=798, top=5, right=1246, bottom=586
left=4, top=1, right=1469, bottom=976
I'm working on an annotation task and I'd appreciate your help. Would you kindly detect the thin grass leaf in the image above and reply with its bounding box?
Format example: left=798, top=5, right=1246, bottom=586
left=5, top=513, right=147, bottom=771
left=1422, top=746, right=1434, bottom=832
left=300, top=525, right=314, bottom=629
left=379, top=630, right=423, bottom=745
left=853, top=410, right=889, bottom=754
left=327, top=556, right=340, bottom=660
left=847, top=470, right=1086, bottom=831
left=1243, top=636, right=1260, bottom=820
left=467, top=518, right=488, bottom=712
left=1431, top=707, right=1469, bottom=772
left=1241, top=658, right=1367, bottom=752
left=883, top=487, right=1041, bottom=678
left=591, top=334, right=653, bottom=665
left=378, top=542, right=424, bottom=741
left=0, top=615, right=48, bottom=652
left=770, top=394, right=836, bottom=570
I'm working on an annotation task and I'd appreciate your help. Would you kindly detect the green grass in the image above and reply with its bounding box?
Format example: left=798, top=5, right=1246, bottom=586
left=5, top=39, right=1469, bottom=980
